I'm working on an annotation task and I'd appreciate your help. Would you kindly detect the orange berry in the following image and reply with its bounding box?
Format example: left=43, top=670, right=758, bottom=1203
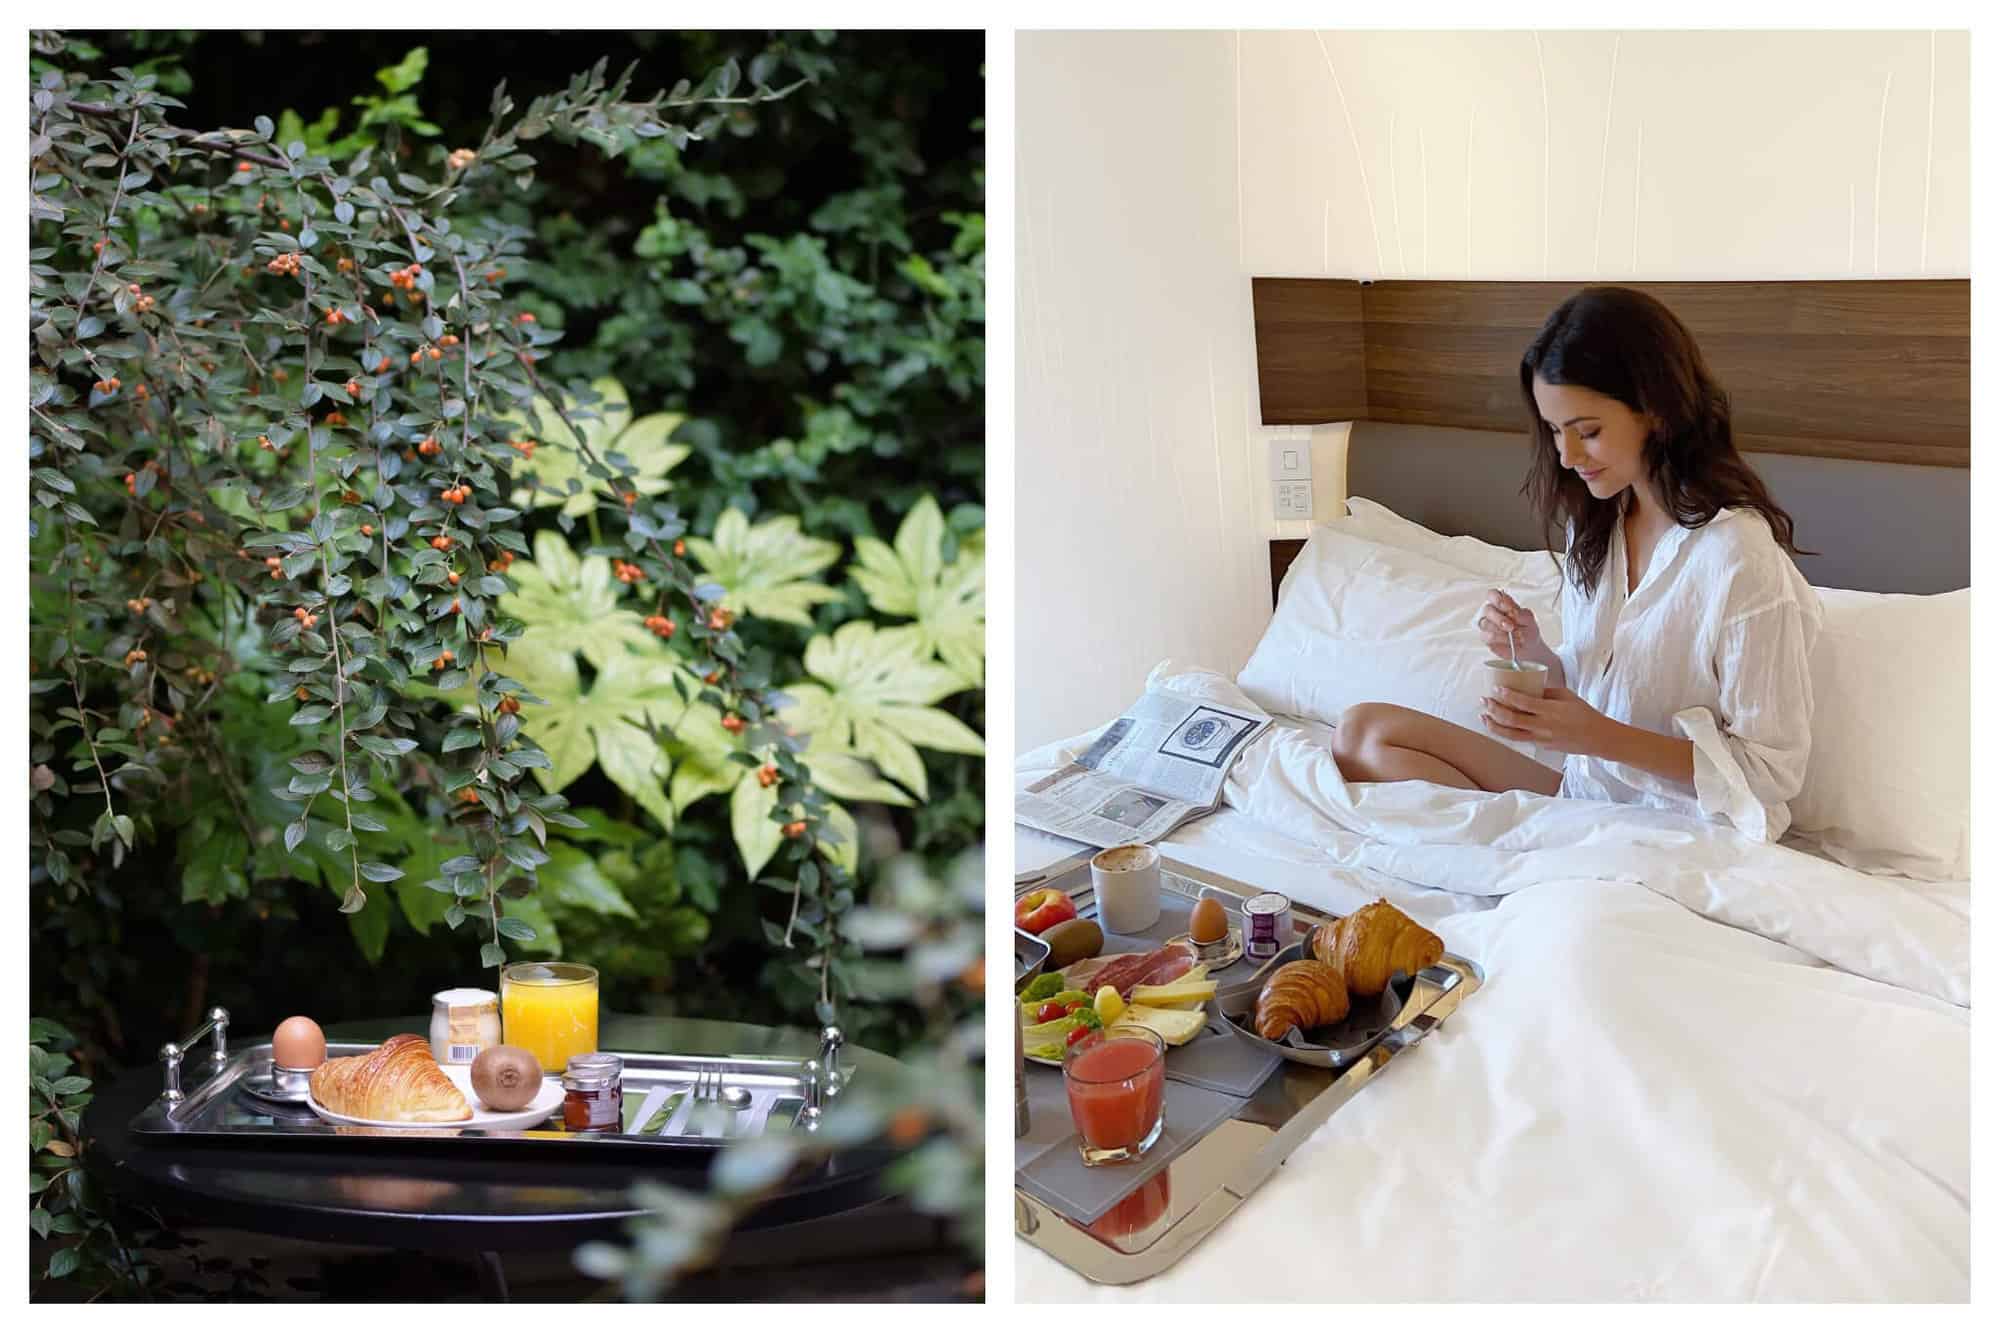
left=720, top=714, right=744, bottom=734
left=703, top=670, right=723, bottom=685
left=361, top=524, right=374, bottom=537
left=447, top=571, right=461, bottom=586
left=418, top=437, right=441, bottom=457
left=431, top=536, right=454, bottom=551
left=497, top=695, right=521, bottom=714
left=783, top=820, right=808, bottom=839
left=756, top=764, right=778, bottom=789
left=516, top=312, right=535, bottom=323
left=887, top=1107, right=929, bottom=1146
left=622, top=491, right=637, bottom=507
left=296, top=685, right=310, bottom=700
left=345, top=379, right=360, bottom=397
left=707, top=608, right=733, bottom=632
left=236, top=161, right=252, bottom=172
left=458, top=787, right=482, bottom=804
left=673, top=539, right=686, bottom=557
left=449, top=599, right=462, bottom=614
left=427, top=346, right=442, bottom=361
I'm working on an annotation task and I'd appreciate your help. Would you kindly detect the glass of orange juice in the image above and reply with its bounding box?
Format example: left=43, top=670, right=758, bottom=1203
left=500, top=962, right=599, bottom=1072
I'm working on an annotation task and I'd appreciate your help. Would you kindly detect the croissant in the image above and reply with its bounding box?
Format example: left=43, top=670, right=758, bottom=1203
left=310, top=1033, right=471, bottom=1123
left=1311, top=900, right=1445, bottom=997
left=1254, top=959, right=1349, bottom=1040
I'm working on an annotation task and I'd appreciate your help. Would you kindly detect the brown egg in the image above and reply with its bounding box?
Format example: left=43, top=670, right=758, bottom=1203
left=1190, top=896, right=1228, bottom=945
left=272, top=1015, right=327, bottom=1070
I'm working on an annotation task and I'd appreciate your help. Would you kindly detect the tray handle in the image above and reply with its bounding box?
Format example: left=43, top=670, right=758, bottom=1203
left=158, top=1006, right=230, bottom=1104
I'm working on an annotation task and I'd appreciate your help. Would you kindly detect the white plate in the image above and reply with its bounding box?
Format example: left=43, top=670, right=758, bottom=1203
left=304, top=1060, right=564, bottom=1131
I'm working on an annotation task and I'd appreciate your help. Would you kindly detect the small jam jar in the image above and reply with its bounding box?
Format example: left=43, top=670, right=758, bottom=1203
left=561, top=1052, right=624, bottom=1131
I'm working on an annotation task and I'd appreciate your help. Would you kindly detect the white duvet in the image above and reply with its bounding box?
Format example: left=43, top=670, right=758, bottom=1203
left=1015, top=664, right=1970, bottom=1302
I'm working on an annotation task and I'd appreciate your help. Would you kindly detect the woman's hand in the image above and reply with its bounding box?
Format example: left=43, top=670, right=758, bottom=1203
left=1481, top=685, right=1611, bottom=756
left=1478, top=590, right=1550, bottom=668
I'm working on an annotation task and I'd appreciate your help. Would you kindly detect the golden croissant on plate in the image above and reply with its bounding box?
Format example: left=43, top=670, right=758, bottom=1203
left=1310, top=899, right=1445, bottom=997
left=310, top=1033, right=472, bottom=1123
left=1254, top=959, right=1350, bottom=1040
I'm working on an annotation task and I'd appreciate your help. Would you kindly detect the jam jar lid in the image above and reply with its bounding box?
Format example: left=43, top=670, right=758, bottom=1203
left=561, top=1052, right=623, bottom=1091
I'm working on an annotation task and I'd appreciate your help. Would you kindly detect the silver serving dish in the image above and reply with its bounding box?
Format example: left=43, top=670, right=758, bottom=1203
left=1014, top=853, right=1483, bottom=1285
left=1216, top=940, right=1416, bottom=1069
left=132, top=1014, right=850, bottom=1151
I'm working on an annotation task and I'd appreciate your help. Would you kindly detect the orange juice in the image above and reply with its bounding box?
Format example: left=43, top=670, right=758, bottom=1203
left=500, top=963, right=599, bottom=1071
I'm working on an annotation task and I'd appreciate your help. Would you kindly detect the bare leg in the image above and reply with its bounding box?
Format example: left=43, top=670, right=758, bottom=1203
left=1332, top=702, right=1563, bottom=796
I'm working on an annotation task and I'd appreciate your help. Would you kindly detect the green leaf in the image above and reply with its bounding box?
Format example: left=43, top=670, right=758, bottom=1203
left=537, top=843, right=638, bottom=918
left=480, top=941, right=508, bottom=969
left=685, top=509, right=841, bottom=626
left=729, top=774, right=785, bottom=879
left=497, top=636, right=691, bottom=833
left=499, top=530, right=655, bottom=669
left=495, top=914, right=537, bottom=941
left=502, top=377, right=688, bottom=517
left=47, top=1244, right=80, bottom=1279
left=358, top=862, right=404, bottom=883
left=781, top=623, right=984, bottom=800
left=849, top=496, right=985, bottom=686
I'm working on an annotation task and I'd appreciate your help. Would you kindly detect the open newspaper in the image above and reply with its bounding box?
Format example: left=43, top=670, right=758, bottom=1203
left=1016, top=686, right=1271, bottom=848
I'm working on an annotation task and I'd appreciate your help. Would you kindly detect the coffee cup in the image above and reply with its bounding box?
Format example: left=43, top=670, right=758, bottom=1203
left=1485, top=658, right=1549, bottom=699
left=1091, top=843, right=1162, bottom=934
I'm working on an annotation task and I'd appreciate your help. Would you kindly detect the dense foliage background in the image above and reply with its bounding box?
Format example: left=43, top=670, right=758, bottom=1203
left=29, top=29, right=982, bottom=1297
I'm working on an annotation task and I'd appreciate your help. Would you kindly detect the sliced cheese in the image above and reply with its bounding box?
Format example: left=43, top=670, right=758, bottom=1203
left=1129, top=978, right=1218, bottom=1009
left=1109, top=1003, right=1207, bottom=1046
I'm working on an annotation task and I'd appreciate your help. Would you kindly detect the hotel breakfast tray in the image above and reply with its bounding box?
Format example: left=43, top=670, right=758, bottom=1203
left=129, top=1020, right=849, bottom=1156
left=1013, top=855, right=1483, bottom=1285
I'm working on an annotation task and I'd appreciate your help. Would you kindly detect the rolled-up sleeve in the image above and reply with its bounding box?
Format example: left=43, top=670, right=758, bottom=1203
left=1671, top=599, right=1817, bottom=841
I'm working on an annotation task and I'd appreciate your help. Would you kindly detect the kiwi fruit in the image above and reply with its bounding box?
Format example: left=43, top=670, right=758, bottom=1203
left=1040, top=917, right=1104, bottom=969
left=471, top=1045, right=543, bottom=1112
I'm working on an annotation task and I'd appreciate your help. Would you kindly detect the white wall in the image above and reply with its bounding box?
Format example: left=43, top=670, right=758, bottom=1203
left=1015, top=29, right=1971, bottom=753
left=1015, top=31, right=1269, bottom=751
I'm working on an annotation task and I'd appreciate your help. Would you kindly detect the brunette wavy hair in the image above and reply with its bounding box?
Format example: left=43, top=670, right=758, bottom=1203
left=1519, top=285, right=1807, bottom=596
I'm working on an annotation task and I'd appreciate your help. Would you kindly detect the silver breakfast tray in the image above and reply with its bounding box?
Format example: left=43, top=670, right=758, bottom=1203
left=130, top=1015, right=849, bottom=1155
left=1014, top=854, right=1483, bottom=1285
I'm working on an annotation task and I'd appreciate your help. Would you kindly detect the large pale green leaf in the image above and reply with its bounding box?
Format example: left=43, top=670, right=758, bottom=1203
left=502, top=530, right=653, bottom=669
left=849, top=497, right=985, bottom=685
left=501, top=636, right=696, bottom=834
left=503, top=376, right=689, bottom=517
left=685, top=509, right=842, bottom=626
left=730, top=778, right=785, bottom=879
left=781, top=623, right=984, bottom=801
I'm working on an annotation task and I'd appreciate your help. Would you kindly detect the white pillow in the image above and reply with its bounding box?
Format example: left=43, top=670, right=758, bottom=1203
left=1785, top=587, right=1970, bottom=881
left=1237, top=524, right=1564, bottom=766
left=1338, top=496, right=1565, bottom=594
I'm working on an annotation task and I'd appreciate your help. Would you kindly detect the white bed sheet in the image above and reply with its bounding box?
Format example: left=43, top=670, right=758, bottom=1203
left=1013, top=671, right=1970, bottom=1302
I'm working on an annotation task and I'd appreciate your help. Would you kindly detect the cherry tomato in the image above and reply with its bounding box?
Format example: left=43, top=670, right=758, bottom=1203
left=1063, top=1001, right=1085, bottom=1015
left=1036, top=1002, right=1068, bottom=1023
left=1066, top=1025, right=1094, bottom=1047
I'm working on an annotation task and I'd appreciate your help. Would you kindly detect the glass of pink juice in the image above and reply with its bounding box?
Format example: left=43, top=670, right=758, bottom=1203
left=1063, top=1029, right=1167, bottom=1166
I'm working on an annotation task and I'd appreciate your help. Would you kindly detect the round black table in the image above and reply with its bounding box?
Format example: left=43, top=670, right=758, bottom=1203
left=84, top=1014, right=938, bottom=1299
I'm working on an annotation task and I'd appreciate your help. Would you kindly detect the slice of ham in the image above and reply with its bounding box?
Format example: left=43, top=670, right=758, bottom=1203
left=1063, top=940, right=1197, bottom=997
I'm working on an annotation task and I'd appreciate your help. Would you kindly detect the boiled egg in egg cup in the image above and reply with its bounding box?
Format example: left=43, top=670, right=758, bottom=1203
left=270, top=1015, right=327, bottom=1098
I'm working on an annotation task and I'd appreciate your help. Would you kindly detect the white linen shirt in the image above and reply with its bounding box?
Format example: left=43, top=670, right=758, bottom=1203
left=1552, top=506, right=1822, bottom=842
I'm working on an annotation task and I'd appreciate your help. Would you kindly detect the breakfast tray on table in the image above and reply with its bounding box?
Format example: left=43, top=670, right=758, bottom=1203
left=1013, top=853, right=1483, bottom=1285
left=129, top=1018, right=848, bottom=1156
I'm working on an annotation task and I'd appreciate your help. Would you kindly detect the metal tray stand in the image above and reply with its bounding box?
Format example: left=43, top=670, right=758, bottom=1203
left=132, top=1012, right=850, bottom=1154
left=1014, top=855, right=1483, bottom=1285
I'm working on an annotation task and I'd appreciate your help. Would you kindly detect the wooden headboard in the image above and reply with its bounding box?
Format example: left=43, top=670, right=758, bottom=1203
left=1254, top=278, right=1971, bottom=601
left=1251, top=279, right=1969, bottom=467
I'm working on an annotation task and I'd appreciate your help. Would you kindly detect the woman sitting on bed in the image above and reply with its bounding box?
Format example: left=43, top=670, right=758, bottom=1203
left=1330, top=285, right=1823, bottom=842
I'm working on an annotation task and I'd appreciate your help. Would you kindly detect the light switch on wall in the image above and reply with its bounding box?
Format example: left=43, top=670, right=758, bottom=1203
left=1268, top=431, right=1312, bottom=519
